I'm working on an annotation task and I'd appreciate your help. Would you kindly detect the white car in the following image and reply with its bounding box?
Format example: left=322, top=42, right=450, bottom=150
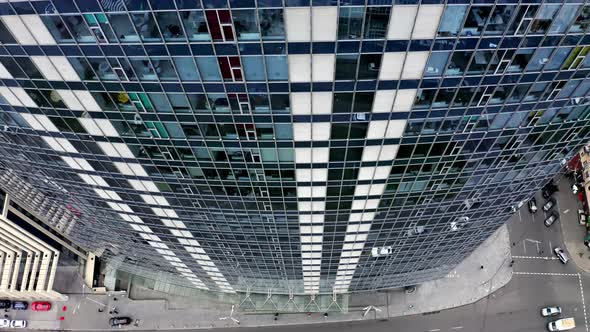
left=0, top=319, right=9, bottom=328
left=541, top=306, right=562, bottom=317
left=554, top=247, right=570, bottom=264
left=10, top=320, right=27, bottom=328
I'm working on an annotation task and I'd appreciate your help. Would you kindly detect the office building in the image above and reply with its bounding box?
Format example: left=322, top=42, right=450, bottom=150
left=0, top=0, right=587, bottom=295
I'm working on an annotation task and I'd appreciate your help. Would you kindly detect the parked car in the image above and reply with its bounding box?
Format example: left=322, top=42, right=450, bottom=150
left=31, top=301, right=51, bottom=311
left=543, top=183, right=559, bottom=199
left=0, top=300, right=10, bottom=309
left=545, top=212, right=560, bottom=227
left=0, top=319, right=9, bottom=328
left=12, top=301, right=27, bottom=310
left=543, top=198, right=557, bottom=212
left=554, top=247, right=570, bottom=264
left=109, top=317, right=132, bottom=327
left=9, top=320, right=27, bottom=328
left=528, top=198, right=538, bottom=213
left=541, top=306, right=562, bottom=317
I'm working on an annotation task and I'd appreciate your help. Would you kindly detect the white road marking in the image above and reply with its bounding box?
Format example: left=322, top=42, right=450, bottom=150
left=451, top=327, right=463, bottom=330
left=428, top=329, right=440, bottom=332
left=523, top=241, right=526, bottom=254
left=579, top=274, right=589, bottom=332
left=512, top=255, right=558, bottom=260
left=549, top=240, right=552, bottom=254
left=514, top=272, right=578, bottom=276
left=518, top=209, right=522, bottom=222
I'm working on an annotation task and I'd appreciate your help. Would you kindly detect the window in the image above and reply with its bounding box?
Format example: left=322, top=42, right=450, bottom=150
left=259, top=9, right=284, bottom=40
left=41, top=16, right=74, bottom=42
left=233, top=10, right=259, bottom=40
left=180, top=11, right=210, bottom=41
left=545, top=47, right=573, bottom=70
left=363, top=7, right=390, bottom=39
left=484, top=5, right=516, bottom=35
left=526, top=48, right=552, bottom=72
left=570, top=5, right=590, bottom=32
left=62, top=15, right=95, bottom=42
left=336, top=54, right=358, bottom=80
left=530, top=5, right=560, bottom=34
left=195, top=57, right=222, bottom=81
left=131, top=12, right=162, bottom=42
left=173, top=58, right=200, bottom=81
left=438, top=6, right=467, bottom=37
left=107, top=14, right=139, bottom=42
left=446, top=52, right=473, bottom=76
left=156, top=12, right=185, bottom=41
left=425, top=52, right=449, bottom=76
left=242, top=56, right=266, bottom=81
left=358, top=54, right=381, bottom=79
left=338, top=7, right=364, bottom=40
left=265, top=56, right=288, bottom=81
left=461, top=6, right=491, bottom=36
left=549, top=5, right=580, bottom=33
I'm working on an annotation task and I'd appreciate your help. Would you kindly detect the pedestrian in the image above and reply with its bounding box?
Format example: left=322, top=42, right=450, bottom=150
left=480, top=265, right=484, bottom=269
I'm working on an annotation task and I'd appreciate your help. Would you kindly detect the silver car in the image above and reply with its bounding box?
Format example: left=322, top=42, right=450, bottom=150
left=543, top=199, right=556, bottom=212
left=554, top=247, right=569, bottom=264
left=541, top=306, right=562, bottom=317
left=545, top=212, right=559, bottom=227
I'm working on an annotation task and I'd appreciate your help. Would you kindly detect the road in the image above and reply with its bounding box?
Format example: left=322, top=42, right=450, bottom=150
left=150, top=177, right=590, bottom=332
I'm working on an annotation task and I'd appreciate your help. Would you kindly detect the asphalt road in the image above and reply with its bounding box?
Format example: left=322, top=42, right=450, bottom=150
left=157, top=176, right=590, bottom=332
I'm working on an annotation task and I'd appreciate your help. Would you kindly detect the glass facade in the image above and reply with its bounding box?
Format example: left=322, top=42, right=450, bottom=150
left=0, top=0, right=587, bottom=295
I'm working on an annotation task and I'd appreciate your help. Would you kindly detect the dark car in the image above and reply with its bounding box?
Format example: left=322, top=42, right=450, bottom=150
left=11, top=301, right=27, bottom=310
left=109, top=317, right=131, bottom=327
left=545, top=212, right=559, bottom=227
left=0, top=300, right=10, bottom=309
left=543, top=183, right=559, bottom=199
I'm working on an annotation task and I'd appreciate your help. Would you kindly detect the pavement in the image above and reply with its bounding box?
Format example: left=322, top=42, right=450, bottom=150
left=557, top=177, right=590, bottom=274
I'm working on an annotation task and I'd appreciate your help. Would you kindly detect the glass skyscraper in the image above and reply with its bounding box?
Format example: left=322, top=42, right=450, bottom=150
left=0, top=0, right=588, bottom=296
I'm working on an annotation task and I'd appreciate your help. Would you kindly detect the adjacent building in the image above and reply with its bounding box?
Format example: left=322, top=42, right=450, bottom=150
left=0, top=0, right=588, bottom=295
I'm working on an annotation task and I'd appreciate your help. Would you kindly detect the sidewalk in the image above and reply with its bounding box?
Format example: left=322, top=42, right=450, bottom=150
left=51, top=224, right=512, bottom=330
left=557, top=177, right=590, bottom=274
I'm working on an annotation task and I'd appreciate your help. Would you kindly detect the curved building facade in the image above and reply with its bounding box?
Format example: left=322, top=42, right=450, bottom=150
left=0, top=0, right=587, bottom=295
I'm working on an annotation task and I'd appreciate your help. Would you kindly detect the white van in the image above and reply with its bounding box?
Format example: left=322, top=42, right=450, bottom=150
left=548, top=317, right=575, bottom=331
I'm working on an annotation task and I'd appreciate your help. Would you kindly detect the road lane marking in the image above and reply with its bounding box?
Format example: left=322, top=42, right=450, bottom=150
left=514, top=272, right=579, bottom=276
left=579, top=274, right=588, bottom=332
left=451, top=327, right=463, bottom=330
left=512, top=256, right=558, bottom=260
left=428, top=329, right=440, bottom=332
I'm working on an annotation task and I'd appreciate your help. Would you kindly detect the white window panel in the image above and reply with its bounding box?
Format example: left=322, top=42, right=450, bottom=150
left=0, top=87, right=21, bottom=106
left=295, top=169, right=312, bottom=182
left=297, top=186, right=312, bottom=198
left=42, top=137, right=63, bottom=152
left=10, top=87, right=37, bottom=107
left=291, top=92, right=311, bottom=115
left=312, top=169, right=328, bottom=181
left=311, top=201, right=325, bottom=211
left=344, top=234, right=368, bottom=242
left=0, top=62, right=12, bottom=79
left=299, top=214, right=312, bottom=224
left=154, top=196, right=170, bottom=206
left=366, top=121, right=388, bottom=139
left=312, top=54, right=335, bottom=82
left=141, top=195, right=158, bottom=205
left=78, top=118, right=102, bottom=136
left=54, top=138, right=77, bottom=152
left=97, top=142, right=118, bottom=157
left=357, top=167, right=376, bottom=180
left=353, top=184, right=370, bottom=196
left=300, top=225, right=312, bottom=234
left=62, top=157, right=93, bottom=171
left=312, top=186, right=326, bottom=198
left=393, top=89, right=417, bottom=112
left=49, top=57, right=80, bottom=81
left=20, top=15, right=56, bottom=45
left=57, top=90, right=84, bottom=110
left=128, top=163, right=148, bottom=176
left=312, top=147, right=329, bottom=163
left=402, top=52, right=429, bottom=79
left=312, top=92, right=332, bottom=114
left=369, top=183, right=386, bottom=196
left=301, top=244, right=322, bottom=251
left=293, top=123, right=312, bottom=141
left=20, top=113, right=44, bottom=131
left=298, top=201, right=312, bottom=211
left=361, top=145, right=380, bottom=162
left=358, top=224, right=371, bottom=232
left=79, top=174, right=99, bottom=186
left=312, top=7, right=337, bottom=41
left=285, top=8, right=311, bottom=42
left=373, top=165, right=392, bottom=180
left=112, top=142, right=134, bottom=158
left=412, top=5, right=444, bottom=39
left=300, top=214, right=324, bottom=224
left=372, top=90, right=395, bottom=113
left=351, top=199, right=367, bottom=210
left=379, top=145, right=399, bottom=160
left=386, top=120, right=407, bottom=138
left=93, top=188, right=110, bottom=200
left=348, top=213, right=362, bottom=222
left=1, top=16, right=35, bottom=44
left=73, top=91, right=101, bottom=111
left=30, top=56, right=61, bottom=80
left=342, top=243, right=355, bottom=250
left=114, top=162, right=133, bottom=176
left=312, top=122, right=330, bottom=141
left=379, top=53, right=405, bottom=80
left=346, top=224, right=361, bottom=233
left=387, top=6, right=417, bottom=40
left=365, top=199, right=380, bottom=209
left=288, top=54, right=311, bottom=82
left=170, top=229, right=192, bottom=238
left=96, top=119, right=119, bottom=136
